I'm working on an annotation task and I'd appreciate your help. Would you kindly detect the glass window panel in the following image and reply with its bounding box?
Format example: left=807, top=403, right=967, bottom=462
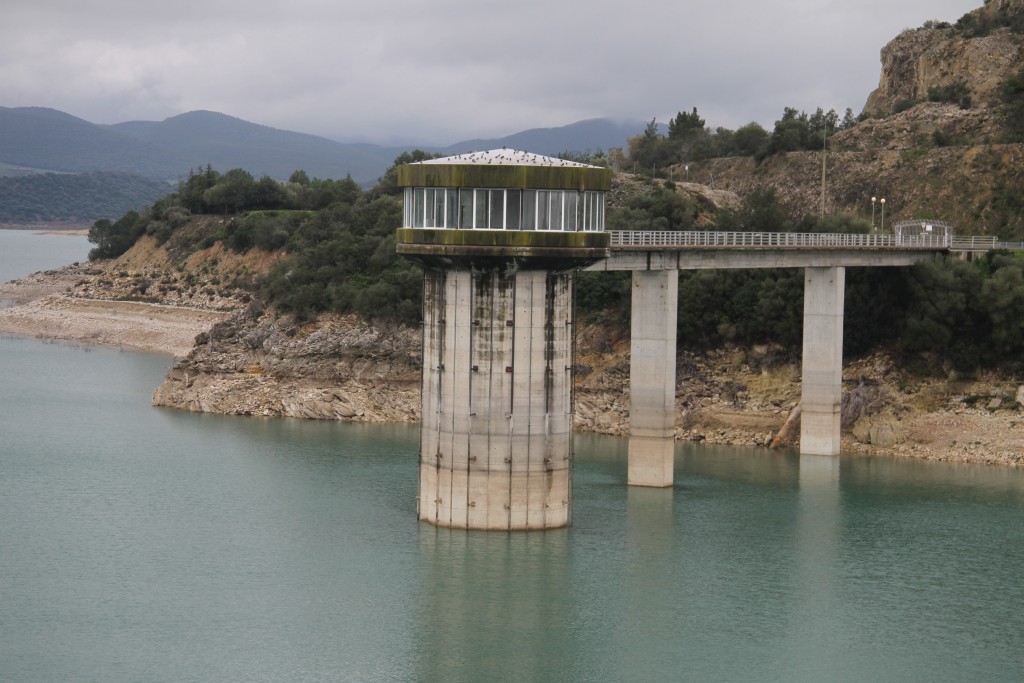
left=564, top=192, right=578, bottom=231
left=413, top=188, right=425, bottom=227
left=585, top=192, right=596, bottom=231
left=460, top=189, right=475, bottom=229
left=522, top=190, right=536, bottom=230
left=424, top=189, right=432, bottom=227
left=446, top=189, right=458, bottom=228
left=475, top=190, right=488, bottom=229
left=536, top=191, right=549, bottom=230
left=597, top=194, right=605, bottom=230
left=433, top=189, right=446, bottom=227
left=489, top=190, right=505, bottom=229
left=505, top=190, right=521, bottom=229
left=548, top=191, right=563, bottom=231
left=403, top=188, right=411, bottom=226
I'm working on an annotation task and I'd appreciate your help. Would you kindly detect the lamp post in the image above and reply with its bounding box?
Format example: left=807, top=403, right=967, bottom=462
left=871, top=196, right=877, bottom=232
left=880, top=197, right=886, bottom=232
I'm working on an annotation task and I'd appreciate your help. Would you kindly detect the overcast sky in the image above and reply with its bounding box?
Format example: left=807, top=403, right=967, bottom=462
left=2, top=0, right=983, bottom=145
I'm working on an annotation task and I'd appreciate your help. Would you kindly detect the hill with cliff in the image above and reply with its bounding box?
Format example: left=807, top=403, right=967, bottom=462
left=677, top=0, right=1024, bottom=238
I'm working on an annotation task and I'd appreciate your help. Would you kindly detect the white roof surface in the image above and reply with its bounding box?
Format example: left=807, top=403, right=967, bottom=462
left=413, top=149, right=598, bottom=168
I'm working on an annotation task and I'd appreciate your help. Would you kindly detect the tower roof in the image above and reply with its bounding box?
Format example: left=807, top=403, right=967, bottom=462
left=411, top=149, right=600, bottom=168
left=397, top=148, right=610, bottom=191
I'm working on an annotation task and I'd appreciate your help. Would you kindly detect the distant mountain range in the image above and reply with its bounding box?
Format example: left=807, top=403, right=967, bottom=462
left=0, top=107, right=644, bottom=186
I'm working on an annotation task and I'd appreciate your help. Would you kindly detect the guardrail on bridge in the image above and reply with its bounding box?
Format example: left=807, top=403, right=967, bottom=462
left=607, top=231, right=951, bottom=249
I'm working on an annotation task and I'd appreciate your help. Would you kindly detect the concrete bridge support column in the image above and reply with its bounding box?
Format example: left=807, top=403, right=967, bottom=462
left=800, top=266, right=845, bottom=456
left=627, top=269, right=678, bottom=487
left=418, top=268, right=573, bottom=530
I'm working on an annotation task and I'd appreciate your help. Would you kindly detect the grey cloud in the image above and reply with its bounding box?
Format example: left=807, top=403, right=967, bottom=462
left=0, top=0, right=984, bottom=145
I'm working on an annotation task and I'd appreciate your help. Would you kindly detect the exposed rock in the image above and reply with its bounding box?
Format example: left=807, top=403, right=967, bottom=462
left=863, top=0, right=1024, bottom=117
left=852, top=419, right=873, bottom=444
left=869, top=422, right=900, bottom=449
left=152, top=308, right=422, bottom=424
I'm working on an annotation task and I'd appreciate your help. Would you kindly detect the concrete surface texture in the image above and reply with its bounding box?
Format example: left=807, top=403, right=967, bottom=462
left=800, top=266, right=846, bottom=456
left=627, top=269, right=679, bottom=487
left=418, top=268, right=573, bottom=529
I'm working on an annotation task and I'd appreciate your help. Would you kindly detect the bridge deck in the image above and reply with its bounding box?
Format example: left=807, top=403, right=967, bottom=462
left=585, top=231, right=997, bottom=271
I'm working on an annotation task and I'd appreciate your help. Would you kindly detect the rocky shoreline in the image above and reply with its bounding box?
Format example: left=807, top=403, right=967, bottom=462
left=2, top=247, right=1022, bottom=468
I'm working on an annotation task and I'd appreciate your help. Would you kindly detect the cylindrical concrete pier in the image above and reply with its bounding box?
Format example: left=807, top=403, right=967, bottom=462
left=418, top=268, right=574, bottom=530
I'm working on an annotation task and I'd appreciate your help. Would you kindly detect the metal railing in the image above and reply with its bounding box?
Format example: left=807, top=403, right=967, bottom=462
left=607, top=231, right=950, bottom=249
left=949, top=236, right=999, bottom=251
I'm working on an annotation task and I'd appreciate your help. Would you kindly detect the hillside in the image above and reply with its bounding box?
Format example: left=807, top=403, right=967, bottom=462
left=0, top=171, right=170, bottom=226
left=679, top=0, right=1024, bottom=237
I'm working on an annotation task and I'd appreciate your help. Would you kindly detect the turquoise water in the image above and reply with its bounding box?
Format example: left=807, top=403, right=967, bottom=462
left=0, top=228, right=90, bottom=285
left=2, top=231, right=1023, bottom=681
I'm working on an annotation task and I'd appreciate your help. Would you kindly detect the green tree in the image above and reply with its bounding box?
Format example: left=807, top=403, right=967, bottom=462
left=732, top=122, right=769, bottom=157
left=203, top=169, right=257, bottom=214
left=982, top=263, right=1024, bottom=359
left=901, top=258, right=986, bottom=367
left=87, top=210, right=147, bottom=260
left=667, top=108, right=706, bottom=141
left=625, top=119, right=679, bottom=175
left=714, top=187, right=793, bottom=232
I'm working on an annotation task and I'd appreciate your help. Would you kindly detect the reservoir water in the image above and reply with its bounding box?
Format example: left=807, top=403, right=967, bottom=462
left=2, top=230, right=1023, bottom=681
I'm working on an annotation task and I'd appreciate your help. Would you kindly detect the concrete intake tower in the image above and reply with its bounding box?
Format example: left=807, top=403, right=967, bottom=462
left=396, top=150, right=611, bottom=530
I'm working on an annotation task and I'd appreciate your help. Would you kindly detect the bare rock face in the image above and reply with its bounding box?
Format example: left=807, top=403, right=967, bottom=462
left=153, top=309, right=422, bottom=423
left=863, top=0, right=1024, bottom=117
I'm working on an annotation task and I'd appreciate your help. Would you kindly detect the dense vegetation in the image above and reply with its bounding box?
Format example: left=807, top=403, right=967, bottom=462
left=88, top=163, right=422, bottom=323
left=619, top=105, right=859, bottom=174
left=0, top=171, right=169, bottom=225
left=953, top=0, right=1024, bottom=37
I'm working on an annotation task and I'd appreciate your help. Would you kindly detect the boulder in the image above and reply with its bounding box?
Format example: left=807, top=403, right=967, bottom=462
left=869, top=422, right=899, bottom=449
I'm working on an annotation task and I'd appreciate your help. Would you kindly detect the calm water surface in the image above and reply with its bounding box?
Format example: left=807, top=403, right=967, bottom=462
left=2, top=232, right=1023, bottom=681
left=0, top=228, right=90, bottom=286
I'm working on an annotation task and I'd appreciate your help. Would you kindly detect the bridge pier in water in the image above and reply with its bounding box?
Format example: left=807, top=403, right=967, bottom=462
left=799, top=266, right=846, bottom=456
left=627, top=269, right=678, bottom=487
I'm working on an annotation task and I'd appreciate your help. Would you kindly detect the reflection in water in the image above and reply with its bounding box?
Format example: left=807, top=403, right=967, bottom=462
left=618, top=486, right=675, bottom=679
left=682, top=442, right=801, bottom=487
left=416, top=526, right=570, bottom=681
left=791, top=455, right=842, bottom=680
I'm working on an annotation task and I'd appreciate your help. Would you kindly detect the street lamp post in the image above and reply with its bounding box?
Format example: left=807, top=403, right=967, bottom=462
left=871, top=196, right=877, bottom=232
left=880, top=197, right=886, bottom=232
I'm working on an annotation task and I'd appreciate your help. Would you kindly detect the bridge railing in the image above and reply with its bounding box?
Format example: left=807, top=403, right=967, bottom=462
left=949, top=236, right=999, bottom=251
left=607, top=231, right=950, bottom=249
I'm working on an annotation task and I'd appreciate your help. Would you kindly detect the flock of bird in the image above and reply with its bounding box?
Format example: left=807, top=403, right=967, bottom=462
left=414, top=147, right=591, bottom=167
